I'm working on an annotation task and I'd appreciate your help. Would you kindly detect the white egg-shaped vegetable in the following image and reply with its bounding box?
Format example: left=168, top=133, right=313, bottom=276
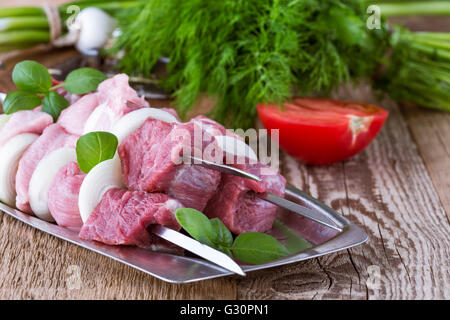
left=78, top=157, right=124, bottom=223
left=0, top=133, right=38, bottom=206
left=111, top=108, right=179, bottom=144
left=214, top=135, right=258, bottom=161
left=75, top=7, right=117, bottom=53
left=29, top=147, right=77, bottom=222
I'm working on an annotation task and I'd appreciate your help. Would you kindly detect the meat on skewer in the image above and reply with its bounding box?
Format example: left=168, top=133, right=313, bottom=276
left=0, top=74, right=286, bottom=250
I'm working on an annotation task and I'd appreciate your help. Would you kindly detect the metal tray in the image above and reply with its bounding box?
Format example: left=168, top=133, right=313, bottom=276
left=0, top=184, right=367, bottom=283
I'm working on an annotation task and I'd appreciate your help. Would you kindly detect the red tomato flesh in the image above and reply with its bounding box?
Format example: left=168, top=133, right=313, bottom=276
left=257, top=98, right=388, bottom=165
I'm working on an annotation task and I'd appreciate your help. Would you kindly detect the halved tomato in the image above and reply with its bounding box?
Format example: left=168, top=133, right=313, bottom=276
left=257, top=98, right=388, bottom=165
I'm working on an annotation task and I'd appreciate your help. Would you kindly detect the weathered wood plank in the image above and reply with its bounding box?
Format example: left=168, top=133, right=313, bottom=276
left=238, top=84, right=450, bottom=300
left=401, top=105, right=450, bottom=223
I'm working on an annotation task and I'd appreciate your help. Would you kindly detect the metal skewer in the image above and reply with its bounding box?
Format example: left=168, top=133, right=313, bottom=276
left=151, top=225, right=245, bottom=276
left=187, top=156, right=343, bottom=232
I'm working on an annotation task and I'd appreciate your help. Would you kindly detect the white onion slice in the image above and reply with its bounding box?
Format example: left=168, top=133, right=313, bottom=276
left=82, top=102, right=108, bottom=134
left=214, top=135, right=258, bottom=161
left=29, top=147, right=77, bottom=222
left=111, top=108, right=179, bottom=144
left=0, top=133, right=38, bottom=206
left=78, top=157, right=124, bottom=223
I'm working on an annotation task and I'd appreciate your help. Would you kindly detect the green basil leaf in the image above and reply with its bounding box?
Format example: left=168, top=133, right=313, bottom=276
left=42, top=91, right=69, bottom=122
left=272, top=220, right=311, bottom=254
left=175, top=208, right=216, bottom=247
left=231, top=232, right=289, bottom=264
left=76, top=131, right=118, bottom=173
left=2, top=90, right=41, bottom=114
left=12, top=60, right=52, bottom=93
left=64, top=68, right=107, bottom=94
left=210, top=218, right=233, bottom=247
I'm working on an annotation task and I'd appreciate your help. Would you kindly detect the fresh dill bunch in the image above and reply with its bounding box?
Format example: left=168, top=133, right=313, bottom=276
left=112, top=0, right=389, bottom=128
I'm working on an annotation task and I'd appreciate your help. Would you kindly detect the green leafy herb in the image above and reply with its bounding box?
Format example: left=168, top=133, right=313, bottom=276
left=272, top=220, right=311, bottom=254
left=76, top=131, right=118, bottom=174
left=174, top=208, right=290, bottom=264
left=210, top=218, right=233, bottom=248
left=42, top=91, right=70, bottom=121
left=377, top=27, right=450, bottom=112
left=3, top=90, right=41, bottom=114
left=232, top=232, right=290, bottom=265
left=175, top=208, right=216, bottom=247
left=64, top=68, right=108, bottom=94
left=12, top=60, right=52, bottom=93
left=112, top=0, right=389, bottom=128
left=2, top=60, right=107, bottom=121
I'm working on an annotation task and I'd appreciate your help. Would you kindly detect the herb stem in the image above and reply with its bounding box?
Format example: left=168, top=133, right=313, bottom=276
left=0, top=30, right=50, bottom=45
left=375, top=1, right=450, bottom=16
left=50, top=83, right=66, bottom=91
left=409, top=42, right=450, bottom=61
left=414, top=32, right=450, bottom=42
left=59, top=0, right=138, bottom=20
left=0, top=7, right=45, bottom=18
left=412, top=37, right=450, bottom=52
left=0, top=17, right=49, bottom=32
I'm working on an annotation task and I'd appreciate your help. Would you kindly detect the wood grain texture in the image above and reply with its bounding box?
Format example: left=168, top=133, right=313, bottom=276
left=401, top=105, right=450, bottom=223
left=238, top=85, right=450, bottom=300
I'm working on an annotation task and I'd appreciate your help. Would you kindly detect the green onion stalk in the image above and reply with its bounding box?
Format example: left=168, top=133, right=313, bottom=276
left=377, top=28, right=450, bottom=112
left=366, top=1, right=450, bottom=16
left=364, top=1, right=450, bottom=112
left=0, top=0, right=138, bottom=53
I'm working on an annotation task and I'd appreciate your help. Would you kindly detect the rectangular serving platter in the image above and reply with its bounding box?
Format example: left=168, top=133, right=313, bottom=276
left=0, top=184, right=367, bottom=283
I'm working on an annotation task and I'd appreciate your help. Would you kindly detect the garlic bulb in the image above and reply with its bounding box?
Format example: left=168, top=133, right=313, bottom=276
left=74, top=7, right=117, bottom=54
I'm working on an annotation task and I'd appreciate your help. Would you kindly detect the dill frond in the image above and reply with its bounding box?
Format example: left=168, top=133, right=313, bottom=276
left=112, top=0, right=389, bottom=128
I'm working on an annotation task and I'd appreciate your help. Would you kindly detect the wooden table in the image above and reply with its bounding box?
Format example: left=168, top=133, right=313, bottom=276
left=0, top=2, right=449, bottom=299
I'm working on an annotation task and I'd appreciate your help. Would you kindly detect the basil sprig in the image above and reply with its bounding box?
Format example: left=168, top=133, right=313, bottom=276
left=64, top=68, right=108, bottom=94
left=42, top=91, right=70, bottom=122
left=12, top=60, right=52, bottom=93
left=76, top=131, right=118, bottom=173
left=175, top=208, right=290, bottom=264
left=2, top=90, right=41, bottom=114
left=232, top=232, right=290, bottom=264
left=3, top=60, right=107, bottom=121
